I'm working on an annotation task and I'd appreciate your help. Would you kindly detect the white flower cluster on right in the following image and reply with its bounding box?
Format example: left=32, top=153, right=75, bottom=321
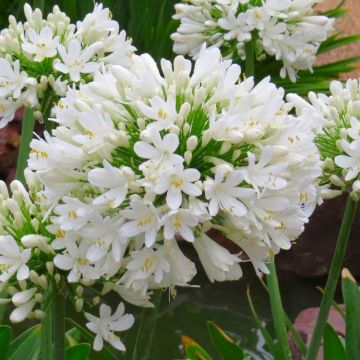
left=171, top=0, right=334, bottom=82
left=289, top=79, right=360, bottom=200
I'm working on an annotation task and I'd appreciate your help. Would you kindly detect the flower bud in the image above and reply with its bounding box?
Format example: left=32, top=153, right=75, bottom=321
left=38, top=275, right=48, bottom=290
left=330, top=175, right=344, bottom=187
left=34, top=310, right=45, bottom=319
left=12, top=288, right=37, bottom=306
left=186, top=136, right=198, bottom=151
left=220, top=142, right=231, bottom=155
left=46, top=262, right=54, bottom=276
left=93, top=296, right=100, bottom=306
left=75, top=298, right=84, bottom=312
left=101, top=283, right=113, bottom=295
left=184, top=150, right=192, bottom=165
left=76, top=285, right=83, bottom=298
left=320, top=188, right=342, bottom=199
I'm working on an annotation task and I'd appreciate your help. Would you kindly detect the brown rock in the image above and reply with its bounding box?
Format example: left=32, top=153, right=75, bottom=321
left=291, top=306, right=345, bottom=359
left=277, top=195, right=360, bottom=277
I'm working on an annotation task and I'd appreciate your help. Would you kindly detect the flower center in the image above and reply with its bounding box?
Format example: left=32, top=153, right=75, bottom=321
left=68, top=210, right=77, bottom=218
left=141, top=257, right=154, bottom=272
left=158, top=108, right=167, bottom=118
left=79, top=258, right=89, bottom=266
left=170, top=178, right=183, bottom=188
left=137, top=216, right=153, bottom=227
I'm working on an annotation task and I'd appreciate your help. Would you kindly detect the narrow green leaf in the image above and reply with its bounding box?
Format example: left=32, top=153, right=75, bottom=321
left=66, top=343, right=91, bottom=360
left=0, top=325, right=11, bottom=360
left=66, top=318, right=120, bottom=360
left=181, top=335, right=213, bottom=360
left=246, top=287, right=280, bottom=358
left=323, top=323, right=346, bottom=360
left=131, top=290, right=162, bottom=360
left=318, top=35, right=360, bottom=54
left=207, top=322, right=246, bottom=360
left=342, top=269, right=360, bottom=360
left=8, top=325, right=41, bottom=360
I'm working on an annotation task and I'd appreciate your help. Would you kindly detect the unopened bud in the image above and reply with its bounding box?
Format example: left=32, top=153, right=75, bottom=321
left=46, top=262, right=54, bottom=276
left=219, top=142, right=231, bottom=155
left=76, top=286, right=83, bottom=298
left=34, top=310, right=45, bottom=319
left=330, top=175, right=344, bottom=187
left=38, top=275, right=48, bottom=290
left=186, top=136, right=198, bottom=151
left=54, top=274, right=61, bottom=284
left=184, top=150, right=192, bottom=165
left=93, top=296, right=100, bottom=306
left=75, top=298, right=84, bottom=312
left=101, top=283, right=113, bottom=295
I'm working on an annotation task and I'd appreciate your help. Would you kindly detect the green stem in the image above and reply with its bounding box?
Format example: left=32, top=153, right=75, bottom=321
left=131, top=290, right=162, bottom=360
left=16, top=108, right=35, bottom=184
left=305, top=196, right=357, bottom=360
left=41, top=303, right=53, bottom=360
left=53, top=292, right=66, bottom=360
left=266, top=260, right=291, bottom=360
left=245, top=38, right=255, bottom=78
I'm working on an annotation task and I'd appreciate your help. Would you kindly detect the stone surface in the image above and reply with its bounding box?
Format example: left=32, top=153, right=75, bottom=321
left=290, top=306, right=345, bottom=360
left=316, top=0, right=360, bottom=79
left=277, top=195, right=360, bottom=277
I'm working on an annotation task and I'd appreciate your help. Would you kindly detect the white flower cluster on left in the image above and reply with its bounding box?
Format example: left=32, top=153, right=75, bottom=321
left=27, top=45, right=322, bottom=316
left=171, top=0, right=334, bottom=82
left=0, top=2, right=135, bottom=128
left=0, top=171, right=134, bottom=352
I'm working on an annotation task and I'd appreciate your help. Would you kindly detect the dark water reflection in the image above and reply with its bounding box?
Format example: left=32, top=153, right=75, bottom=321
left=5, top=264, right=330, bottom=360
left=146, top=265, right=326, bottom=360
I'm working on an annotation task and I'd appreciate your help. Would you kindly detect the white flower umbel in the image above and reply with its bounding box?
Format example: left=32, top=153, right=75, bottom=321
left=171, top=0, right=334, bottom=82
left=28, top=45, right=321, bottom=320
left=0, top=2, right=136, bottom=128
left=288, top=78, right=360, bottom=201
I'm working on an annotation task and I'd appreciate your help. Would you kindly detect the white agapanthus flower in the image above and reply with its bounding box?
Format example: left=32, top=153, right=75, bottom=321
left=27, top=45, right=322, bottom=311
left=85, top=303, right=134, bottom=352
left=288, top=78, right=360, bottom=200
left=171, top=0, right=334, bottom=82
left=0, top=2, right=136, bottom=128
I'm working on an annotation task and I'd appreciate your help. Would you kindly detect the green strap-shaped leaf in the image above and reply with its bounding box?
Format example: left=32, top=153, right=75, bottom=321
left=8, top=325, right=41, bottom=360
left=66, top=343, right=91, bottom=360
left=342, top=269, right=360, bottom=360
left=207, top=322, right=249, bottom=360
left=323, top=323, right=346, bottom=360
left=0, top=325, right=11, bottom=360
left=181, top=335, right=213, bottom=360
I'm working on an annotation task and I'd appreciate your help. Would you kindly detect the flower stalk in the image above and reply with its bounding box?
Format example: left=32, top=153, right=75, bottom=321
left=305, top=196, right=358, bottom=360
left=41, top=303, right=53, bottom=360
left=131, top=290, right=162, bottom=360
left=266, top=260, right=291, bottom=360
left=16, top=108, right=35, bottom=183
left=53, top=290, right=66, bottom=360
left=245, top=38, right=255, bottom=78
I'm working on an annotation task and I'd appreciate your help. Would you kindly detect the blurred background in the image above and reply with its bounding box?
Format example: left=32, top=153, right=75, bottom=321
left=0, top=1, right=359, bottom=359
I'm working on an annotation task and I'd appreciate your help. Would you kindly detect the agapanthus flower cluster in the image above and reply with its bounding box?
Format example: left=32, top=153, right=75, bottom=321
left=288, top=79, right=360, bottom=201
left=27, top=43, right=322, bottom=307
left=0, top=3, right=135, bottom=128
left=0, top=172, right=135, bottom=352
left=171, top=0, right=334, bottom=82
